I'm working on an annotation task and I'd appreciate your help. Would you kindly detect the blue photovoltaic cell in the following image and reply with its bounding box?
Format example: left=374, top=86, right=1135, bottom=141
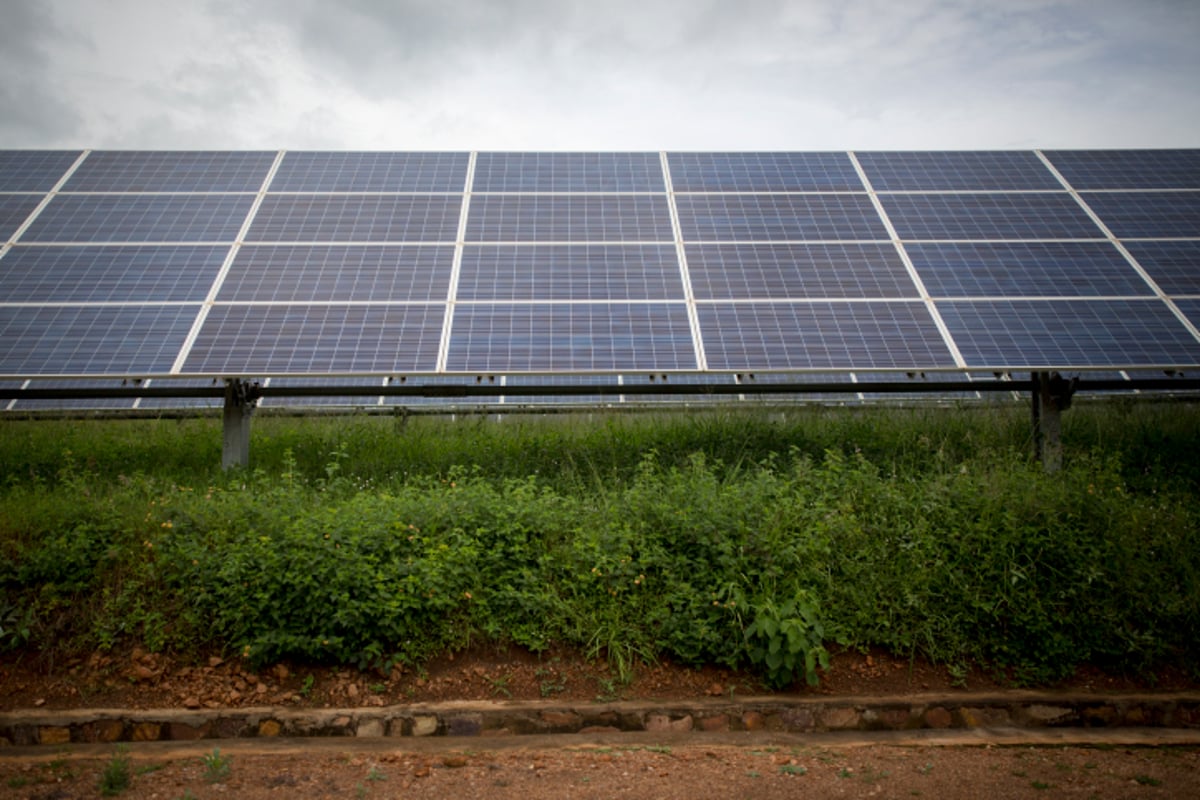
left=1082, top=191, right=1200, bottom=239
left=1175, top=299, right=1200, bottom=332
left=445, top=303, right=697, bottom=372
left=938, top=299, right=1200, bottom=368
left=1124, top=241, right=1200, bottom=295
left=64, top=151, right=275, bottom=192
left=685, top=243, right=917, bottom=299
left=1, top=195, right=43, bottom=240
left=906, top=242, right=1153, bottom=298
left=1045, top=150, right=1200, bottom=190
left=881, top=193, right=1101, bottom=240
left=271, top=152, right=469, bottom=192
left=697, top=302, right=958, bottom=371
left=676, top=194, right=888, bottom=241
left=220, top=245, right=453, bottom=302
left=0, top=150, right=81, bottom=192
left=246, top=195, right=462, bottom=242
left=666, top=152, right=864, bottom=192
left=0, top=245, right=227, bottom=303
left=856, top=151, right=1061, bottom=191
left=465, top=195, right=673, bottom=242
left=457, top=245, right=683, bottom=301
left=0, top=305, right=197, bottom=375
left=21, top=195, right=254, bottom=242
left=473, top=152, right=664, bottom=192
left=183, top=304, right=443, bottom=374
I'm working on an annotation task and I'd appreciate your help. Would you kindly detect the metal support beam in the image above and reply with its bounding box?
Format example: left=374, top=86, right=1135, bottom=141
left=1032, top=371, right=1076, bottom=473
left=222, top=379, right=258, bottom=470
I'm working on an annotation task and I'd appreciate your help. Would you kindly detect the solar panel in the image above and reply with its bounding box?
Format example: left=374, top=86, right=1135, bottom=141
left=473, top=152, right=664, bottom=192
left=12, top=378, right=136, bottom=410
left=501, top=373, right=621, bottom=405
left=881, top=193, right=1102, bottom=240
left=219, top=245, right=454, bottom=302
left=666, top=152, right=863, bottom=192
left=245, top=195, right=462, bottom=242
left=696, top=301, right=958, bottom=370
left=183, top=304, right=444, bottom=374
left=1081, top=191, right=1200, bottom=239
left=0, top=150, right=80, bottom=192
left=1045, top=150, right=1200, bottom=190
left=937, top=299, right=1200, bottom=368
left=0, top=305, right=198, bottom=375
left=64, top=151, right=275, bottom=193
left=445, top=302, right=696, bottom=372
left=675, top=194, right=888, bottom=241
left=1176, top=299, right=1200, bottom=332
left=457, top=244, right=683, bottom=301
left=857, top=151, right=1062, bottom=191
left=0, top=245, right=228, bottom=303
left=1, top=194, right=46, bottom=240
left=22, top=195, right=254, bottom=243
left=262, top=376, right=385, bottom=408
left=906, top=241, right=1154, bottom=298
left=270, top=152, right=469, bottom=193
left=465, top=195, right=673, bottom=242
left=685, top=243, right=917, bottom=299
left=1124, top=241, right=1200, bottom=295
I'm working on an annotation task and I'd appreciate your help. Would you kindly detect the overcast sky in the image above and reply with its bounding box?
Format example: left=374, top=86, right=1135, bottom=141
left=2, top=0, right=1198, bottom=151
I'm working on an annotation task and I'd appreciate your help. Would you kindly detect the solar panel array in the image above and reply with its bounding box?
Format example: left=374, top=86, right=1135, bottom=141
left=3, top=149, right=1200, bottom=410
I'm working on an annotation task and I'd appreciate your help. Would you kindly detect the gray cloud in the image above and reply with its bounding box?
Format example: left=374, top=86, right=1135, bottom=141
left=0, top=0, right=1196, bottom=150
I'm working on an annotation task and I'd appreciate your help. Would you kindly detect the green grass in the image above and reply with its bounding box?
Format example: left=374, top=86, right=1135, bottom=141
left=2, top=404, right=1199, bottom=686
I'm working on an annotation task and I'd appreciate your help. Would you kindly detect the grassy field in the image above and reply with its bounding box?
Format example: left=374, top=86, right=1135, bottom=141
left=2, top=401, right=1198, bottom=687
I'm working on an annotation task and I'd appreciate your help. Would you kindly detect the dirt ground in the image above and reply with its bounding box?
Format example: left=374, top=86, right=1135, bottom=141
left=2, top=645, right=1198, bottom=798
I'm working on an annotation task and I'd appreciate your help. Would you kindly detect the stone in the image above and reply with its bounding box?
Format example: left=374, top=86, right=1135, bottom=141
left=347, top=683, right=359, bottom=698
left=922, top=707, right=953, bottom=729
left=131, top=722, right=162, bottom=742
left=356, top=719, right=385, bottom=738
left=780, top=709, right=815, bottom=731
left=443, top=756, right=468, bottom=768
left=258, top=720, right=282, bottom=737
left=820, top=707, right=861, bottom=730
left=446, top=714, right=482, bottom=737
left=645, top=714, right=693, bottom=732
left=961, top=707, right=1011, bottom=728
left=698, top=714, right=729, bottom=732
left=169, top=721, right=211, bottom=741
left=1027, top=705, right=1072, bottom=724
left=88, top=720, right=125, bottom=743
left=411, top=716, right=439, bottom=737
left=183, top=697, right=201, bottom=709
left=741, top=711, right=766, bottom=731
left=38, top=727, right=72, bottom=745
left=539, top=711, right=582, bottom=732
left=580, top=725, right=621, bottom=734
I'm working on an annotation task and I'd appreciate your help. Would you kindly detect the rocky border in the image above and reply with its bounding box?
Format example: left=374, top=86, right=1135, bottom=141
left=3, top=693, right=1199, bottom=747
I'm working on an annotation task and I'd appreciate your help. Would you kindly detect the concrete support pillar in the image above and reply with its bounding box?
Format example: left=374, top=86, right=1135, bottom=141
left=222, top=379, right=255, bottom=470
left=1032, top=371, right=1075, bottom=473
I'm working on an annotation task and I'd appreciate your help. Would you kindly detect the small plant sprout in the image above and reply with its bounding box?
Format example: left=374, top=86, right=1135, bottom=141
left=201, top=747, right=232, bottom=783
left=99, top=745, right=132, bottom=796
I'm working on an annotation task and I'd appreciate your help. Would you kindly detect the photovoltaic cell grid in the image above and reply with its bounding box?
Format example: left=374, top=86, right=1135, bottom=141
left=666, top=152, right=863, bottom=192
left=445, top=303, right=696, bottom=372
left=685, top=243, right=917, bottom=299
left=1124, top=241, right=1200, bottom=295
left=905, top=242, right=1155, bottom=298
left=697, top=302, right=959, bottom=371
left=0, top=245, right=229, bottom=303
left=473, top=152, right=664, bottom=193
left=676, top=194, right=888, bottom=241
left=880, top=193, right=1102, bottom=240
left=465, top=195, right=673, bottom=242
left=63, top=151, right=276, bottom=193
left=1044, top=150, right=1200, bottom=190
left=0, top=150, right=81, bottom=192
left=270, top=152, right=469, bottom=193
left=182, top=304, right=444, bottom=374
left=856, top=151, right=1064, bottom=191
left=457, top=245, right=683, bottom=301
left=22, top=195, right=255, bottom=243
left=0, top=306, right=198, bottom=374
left=219, top=245, right=454, bottom=303
left=246, top=195, right=463, bottom=242
left=938, top=300, right=1200, bottom=368
left=1079, top=191, right=1200, bottom=239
